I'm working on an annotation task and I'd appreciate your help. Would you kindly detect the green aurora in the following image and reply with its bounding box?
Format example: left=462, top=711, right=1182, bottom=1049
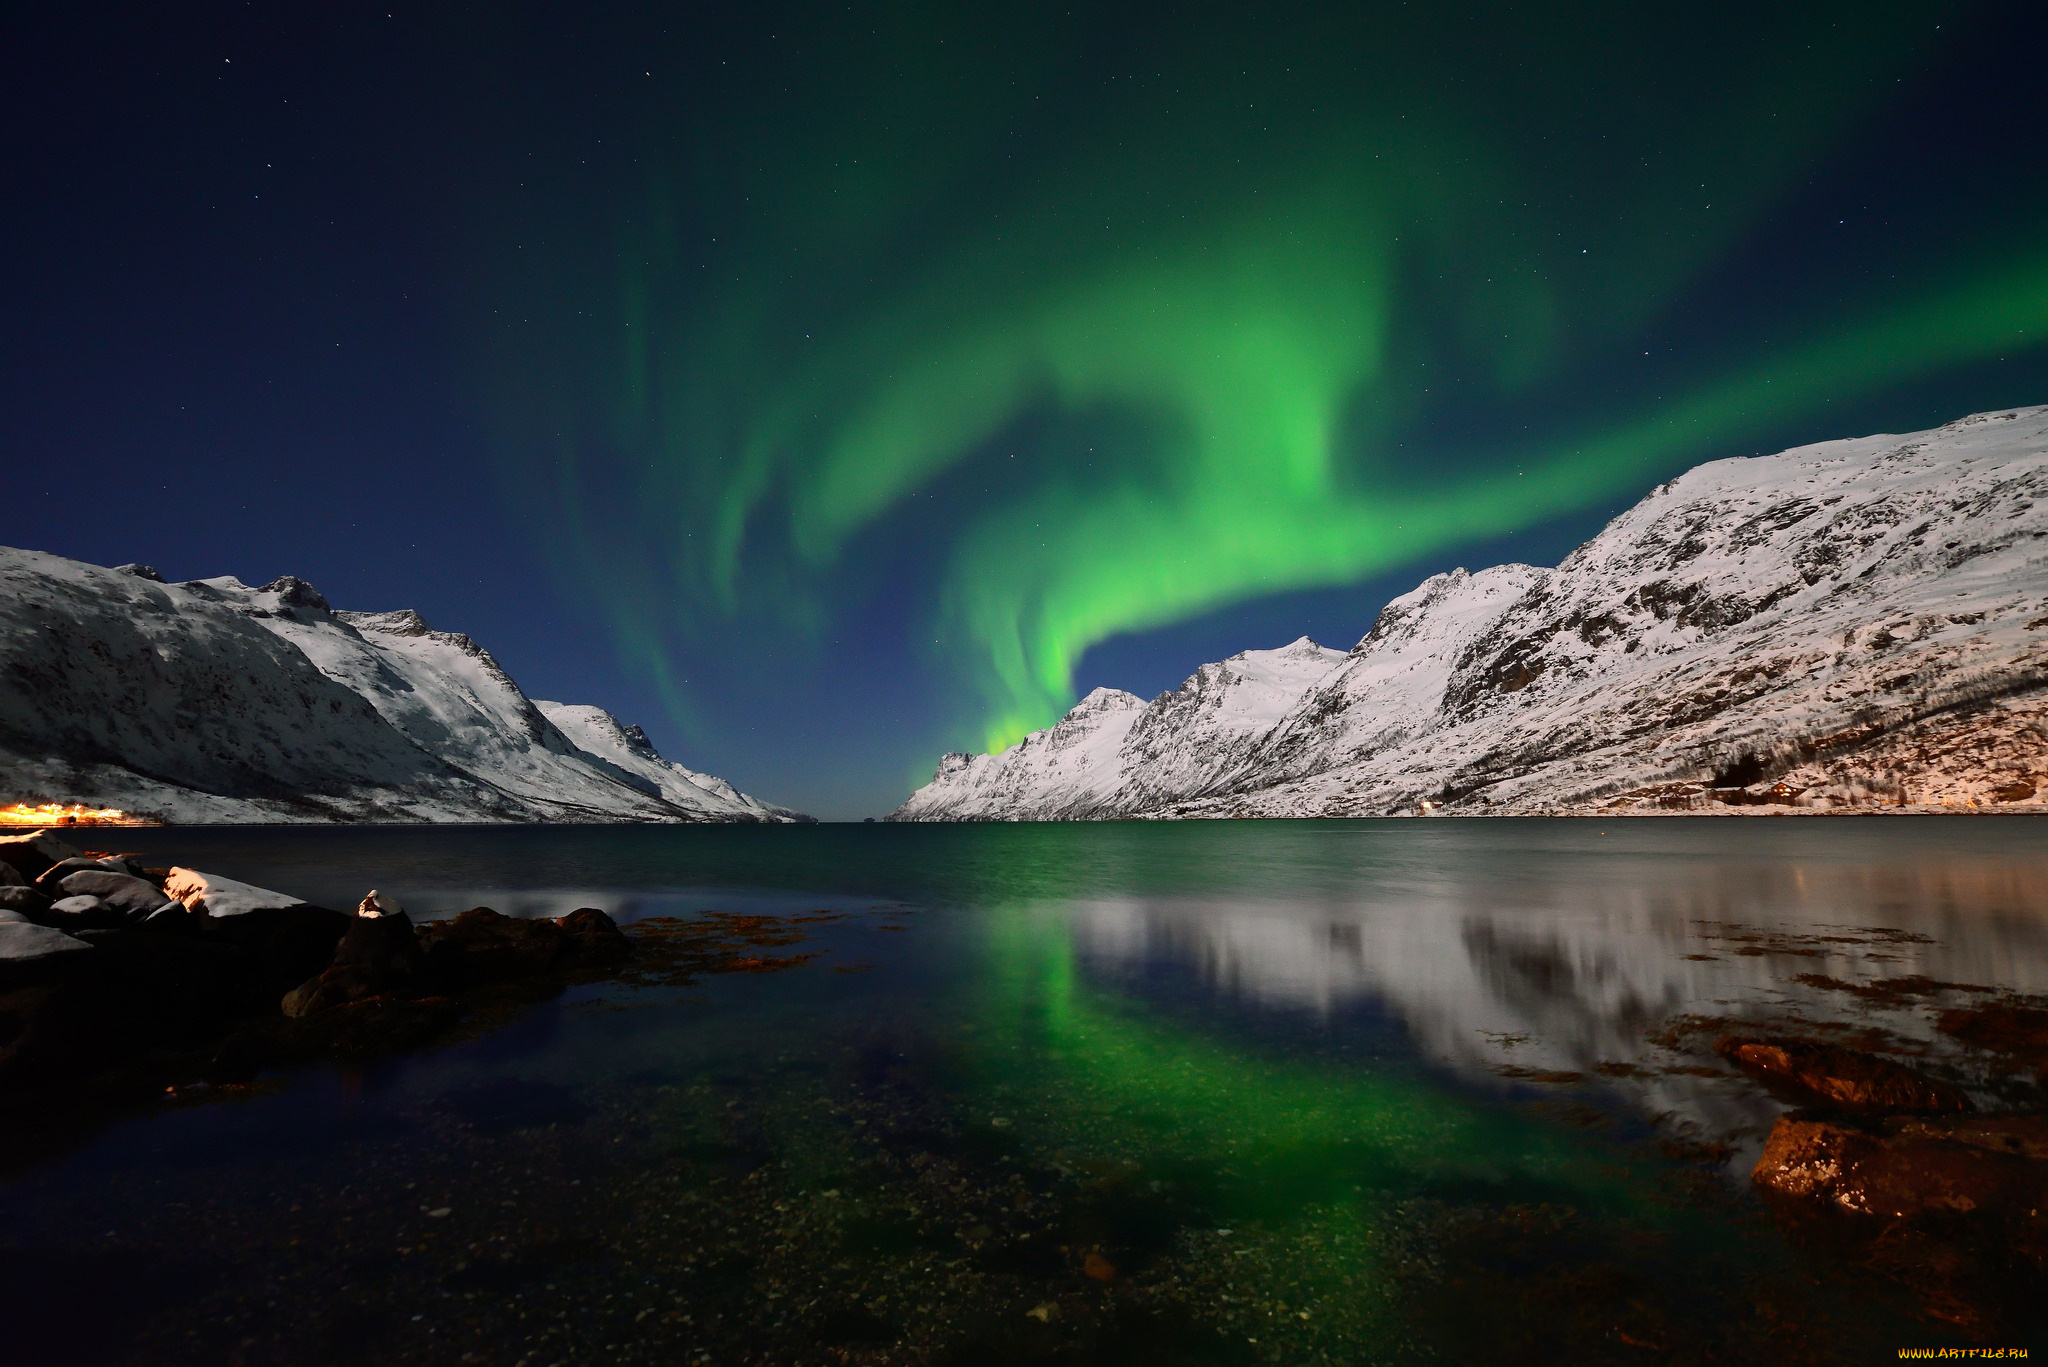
left=467, top=1, right=2048, bottom=790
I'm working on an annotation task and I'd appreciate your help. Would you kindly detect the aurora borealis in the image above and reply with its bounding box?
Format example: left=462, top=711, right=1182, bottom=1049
left=11, top=1, right=2048, bottom=816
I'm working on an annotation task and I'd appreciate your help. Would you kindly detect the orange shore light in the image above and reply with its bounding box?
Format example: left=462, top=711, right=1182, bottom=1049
left=0, top=802, right=148, bottom=827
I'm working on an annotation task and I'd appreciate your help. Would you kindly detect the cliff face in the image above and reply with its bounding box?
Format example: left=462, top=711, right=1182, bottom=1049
left=0, top=550, right=809, bottom=823
left=895, top=407, right=2048, bottom=820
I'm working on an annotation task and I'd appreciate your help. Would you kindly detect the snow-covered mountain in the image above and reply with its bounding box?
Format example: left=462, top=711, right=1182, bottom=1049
left=894, top=406, right=2048, bottom=820
left=891, top=639, right=1348, bottom=820
left=0, top=548, right=809, bottom=823
left=536, top=702, right=808, bottom=822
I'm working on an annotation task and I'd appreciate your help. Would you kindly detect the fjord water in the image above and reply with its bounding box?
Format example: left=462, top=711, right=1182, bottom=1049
left=6, top=818, right=2046, bottom=1362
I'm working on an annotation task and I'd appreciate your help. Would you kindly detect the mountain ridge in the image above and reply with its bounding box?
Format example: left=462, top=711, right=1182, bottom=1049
left=893, top=407, right=2048, bottom=820
left=0, top=548, right=809, bottom=823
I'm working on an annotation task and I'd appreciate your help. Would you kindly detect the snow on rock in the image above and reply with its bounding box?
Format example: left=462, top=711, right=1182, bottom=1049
left=893, top=638, right=1350, bottom=821
left=1116, top=638, right=1350, bottom=812
left=164, top=868, right=308, bottom=918
left=0, top=830, right=82, bottom=880
left=1241, top=567, right=1550, bottom=793
left=0, top=550, right=810, bottom=824
left=894, top=406, right=2048, bottom=820
left=890, top=688, right=1148, bottom=821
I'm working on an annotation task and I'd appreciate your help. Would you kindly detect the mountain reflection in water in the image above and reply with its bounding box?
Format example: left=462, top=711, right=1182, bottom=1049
left=1061, top=826, right=2048, bottom=1151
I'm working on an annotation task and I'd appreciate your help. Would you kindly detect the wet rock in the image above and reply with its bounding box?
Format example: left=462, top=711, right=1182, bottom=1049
left=1753, top=1115, right=2048, bottom=1218
left=1937, top=1003, right=2048, bottom=1080
left=0, top=830, right=80, bottom=882
left=420, top=907, right=568, bottom=988
left=56, top=871, right=169, bottom=920
left=219, top=994, right=464, bottom=1073
left=416, top=905, right=632, bottom=988
left=291, top=993, right=462, bottom=1062
left=281, top=910, right=428, bottom=1018
left=558, top=907, right=632, bottom=968
left=1714, top=1036, right=1971, bottom=1114
left=1889, top=1115, right=2048, bottom=1161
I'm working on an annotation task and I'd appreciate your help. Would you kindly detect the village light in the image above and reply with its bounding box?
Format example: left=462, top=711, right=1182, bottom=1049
left=0, top=801, right=140, bottom=826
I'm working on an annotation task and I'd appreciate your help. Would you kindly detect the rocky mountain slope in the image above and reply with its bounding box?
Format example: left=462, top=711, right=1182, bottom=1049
left=0, top=548, right=808, bottom=823
left=536, top=702, right=807, bottom=822
left=894, top=406, right=2048, bottom=820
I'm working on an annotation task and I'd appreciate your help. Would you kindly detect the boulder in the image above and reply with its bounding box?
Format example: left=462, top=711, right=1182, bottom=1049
left=420, top=907, right=568, bottom=988
left=56, top=870, right=169, bottom=919
left=141, top=900, right=188, bottom=927
left=0, top=909, right=28, bottom=925
left=357, top=889, right=404, bottom=918
left=0, top=886, right=51, bottom=918
left=47, top=895, right=120, bottom=929
left=558, top=907, right=632, bottom=967
left=163, top=867, right=307, bottom=918
left=0, top=861, right=22, bottom=889
left=0, top=830, right=80, bottom=882
left=1753, top=1115, right=2048, bottom=1217
left=192, top=903, right=350, bottom=1002
left=34, top=856, right=115, bottom=891
left=333, top=909, right=429, bottom=976
left=1715, top=1036, right=1972, bottom=1115
left=0, top=921, right=92, bottom=970
left=281, top=910, right=428, bottom=1018
left=0, top=923, right=99, bottom=1080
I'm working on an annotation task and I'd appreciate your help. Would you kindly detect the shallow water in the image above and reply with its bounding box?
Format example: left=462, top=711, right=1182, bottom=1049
left=6, top=817, right=2047, bottom=1363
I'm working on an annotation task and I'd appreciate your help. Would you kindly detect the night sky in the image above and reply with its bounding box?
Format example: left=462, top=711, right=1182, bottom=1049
left=8, top=2, right=2048, bottom=820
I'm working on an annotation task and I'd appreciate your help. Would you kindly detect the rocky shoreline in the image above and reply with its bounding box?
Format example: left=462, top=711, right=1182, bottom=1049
left=1713, top=1023, right=2048, bottom=1335
left=0, top=828, right=665, bottom=1163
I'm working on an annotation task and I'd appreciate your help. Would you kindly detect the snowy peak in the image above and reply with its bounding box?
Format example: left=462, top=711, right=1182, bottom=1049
left=1069, top=686, right=1147, bottom=718
left=889, top=687, right=1150, bottom=821
left=347, top=607, right=433, bottom=637
left=535, top=701, right=809, bottom=822
left=1243, top=563, right=1549, bottom=786
left=890, top=639, right=1351, bottom=821
left=0, top=547, right=810, bottom=824
left=260, top=576, right=330, bottom=611
left=895, top=406, right=2048, bottom=820
left=1351, top=565, right=1546, bottom=655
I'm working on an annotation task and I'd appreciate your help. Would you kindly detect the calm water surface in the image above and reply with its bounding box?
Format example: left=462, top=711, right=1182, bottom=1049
left=6, top=818, right=2046, bottom=1364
